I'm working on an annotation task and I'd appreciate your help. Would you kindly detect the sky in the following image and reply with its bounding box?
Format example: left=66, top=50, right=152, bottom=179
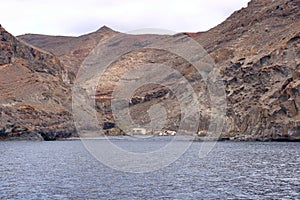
left=1, top=0, right=250, bottom=36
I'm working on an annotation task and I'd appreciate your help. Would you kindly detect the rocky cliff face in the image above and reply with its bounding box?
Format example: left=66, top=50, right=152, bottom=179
left=0, top=25, right=75, bottom=140
left=188, top=0, right=300, bottom=140
left=9, top=0, right=300, bottom=141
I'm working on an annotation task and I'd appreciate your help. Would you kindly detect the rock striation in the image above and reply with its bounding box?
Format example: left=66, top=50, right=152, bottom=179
left=189, top=0, right=300, bottom=140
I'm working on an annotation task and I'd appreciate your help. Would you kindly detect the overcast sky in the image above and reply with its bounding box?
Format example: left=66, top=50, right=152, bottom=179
left=2, top=0, right=250, bottom=36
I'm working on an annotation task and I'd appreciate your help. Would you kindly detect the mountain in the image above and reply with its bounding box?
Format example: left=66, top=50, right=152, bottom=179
left=4, top=0, right=300, bottom=141
left=0, top=25, right=75, bottom=140
left=19, top=27, right=215, bottom=137
left=188, top=0, right=300, bottom=140
left=18, top=26, right=118, bottom=82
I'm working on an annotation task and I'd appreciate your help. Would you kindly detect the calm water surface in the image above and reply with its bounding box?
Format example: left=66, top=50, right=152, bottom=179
left=0, top=137, right=299, bottom=199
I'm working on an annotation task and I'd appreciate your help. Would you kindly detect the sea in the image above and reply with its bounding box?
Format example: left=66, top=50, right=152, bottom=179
left=0, top=137, right=299, bottom=199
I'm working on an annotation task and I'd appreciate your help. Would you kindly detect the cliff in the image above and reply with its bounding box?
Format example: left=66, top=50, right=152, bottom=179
left=190, top=0, right=300, bottom=140
left=0, top=26, right=75, bottom=140
left=4, top=0, right=300, bottom=141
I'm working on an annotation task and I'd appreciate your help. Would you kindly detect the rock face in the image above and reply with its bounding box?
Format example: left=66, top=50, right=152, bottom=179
left=7, top=0, right=300, bottom=141
left=0, top=26, right=75, bottom=140
left=189, top=0, right=300, bottom=140
left=18, top=28, right=217, bottom=137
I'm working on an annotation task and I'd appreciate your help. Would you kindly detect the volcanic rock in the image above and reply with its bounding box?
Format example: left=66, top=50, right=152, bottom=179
left=0, top=26, right=75, bottom=140
left=13, top=0, right=300, bottom=141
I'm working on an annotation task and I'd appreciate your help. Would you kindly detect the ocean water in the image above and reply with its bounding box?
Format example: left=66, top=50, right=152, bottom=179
left=0, top=137, right=299, bottom=199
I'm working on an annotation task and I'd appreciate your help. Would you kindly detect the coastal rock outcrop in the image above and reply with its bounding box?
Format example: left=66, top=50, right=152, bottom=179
left=0, top=26, right=75, bottom=140
left=189, top=0, right=300, bottom=140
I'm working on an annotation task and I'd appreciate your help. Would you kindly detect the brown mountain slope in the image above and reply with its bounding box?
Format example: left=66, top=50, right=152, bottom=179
left=0, top=26, right=75, bottom=140
left=188, top=0, right=300, bottom=140
left=73, top=33, right=215, bottom=136
left=16, top=29, right=222, bottom=138
left=14, top=0, right=300, bottom=140
left=18, top=26, right=118, bottom=82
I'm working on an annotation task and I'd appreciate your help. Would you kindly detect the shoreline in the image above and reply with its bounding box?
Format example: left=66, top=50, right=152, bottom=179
left=1, top=135, right=300, bottom=142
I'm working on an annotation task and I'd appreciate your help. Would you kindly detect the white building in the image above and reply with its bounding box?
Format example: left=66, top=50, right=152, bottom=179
left=132, top=128, right=146, bottom=135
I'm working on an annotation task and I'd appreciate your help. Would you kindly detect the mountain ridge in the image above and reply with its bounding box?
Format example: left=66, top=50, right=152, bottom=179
left=1, top=0, right=300, bottom=141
